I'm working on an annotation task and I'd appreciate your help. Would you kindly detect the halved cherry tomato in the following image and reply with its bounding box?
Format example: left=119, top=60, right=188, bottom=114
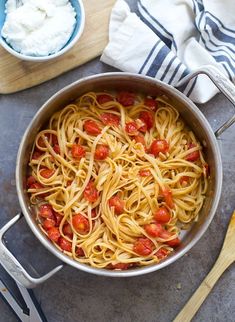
left=154, top=207, right=171, bottom=223
left=72, top=214, right=89, bottom=234
left=39, top=204, right=54, bottom=219
left=100, top=113, right=120, bottom=126
left=38, top=133, right=58, bottom=149
left=32, top=151, right=42, bottom=160
left=138, top=120, right=147, bottom=133
left=40, top=168, right=55, bottom=179
left=108, top=196, right=124, bottom=215
left=186, top=143, right=200, bottom=162
left=43, top=218, right=56, bottom=230
left=180, top=176, right=190, bottom=186
left=155, top=248, right=168, bottom=259
left=139, top=111, right=154, bottom=130
left=159, top=230, right=180, bottom=247
left=139, top=169, right=151, bottom=177
left=71, top=143, right=86, bottom=159
left=133, top=238, right=153, bottom=256
left=161, top=188, right=174, bottom=209
left=53, top=144, right=60, bottom=154
left=27, top=175, right=36, bottom=187
left=54, top=212, right=63, bottom=226
left=29, top=182, right=44, bottom=190
left=144, top=223, right=163, bottom=237
left=97, top=94, right=113, bottom=104
left=149, top=139, right=169, bottom=156
left=125, top=122, right=138, bottom=136
left=95, top=145, right=109, bottom=160
left=47, top=227, right=60, bottom=242
left=58, top=237, right=72, bottom=252
left=76, top=247, right=85, bottom=256
left=84, top=181, right=99, bottom=203
left=117, top=91, right=135, bottom=106
left=144, top=98, right=158, bottom=111
left=84, top=120, right=101, bottom=135
left=134, top=135, right=145, bottom=146
left=111, top=263, right=130, bottom=270
left=63, top=223, right=73, bottom=238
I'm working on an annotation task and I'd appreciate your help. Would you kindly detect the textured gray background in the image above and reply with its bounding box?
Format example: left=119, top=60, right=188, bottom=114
left=0, top=1, right=235, bottom=321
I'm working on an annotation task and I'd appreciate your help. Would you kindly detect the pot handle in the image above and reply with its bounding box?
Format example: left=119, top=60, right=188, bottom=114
left=177, top=65, right=235, bottom=137
left=0, top=213, right=63, bottom=288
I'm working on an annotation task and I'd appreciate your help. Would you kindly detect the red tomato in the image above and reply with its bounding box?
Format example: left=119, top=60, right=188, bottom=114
left=43, top=218, right=56, bottom=230
left=95, top=145, right=109, bottom=160
left=91, top=209, right=97, bottom=218
left=111, top=263, right=130, bottom=270
left=180, top=176, right=190, bottom=185
left=40, top=168, right=55, bottom=179
left=72, top=214, right=89, bottom=234
left=32, top=151, right=42, bottom=160
left=149, top=139, right=169, bottom=156
left=29, top=182, right=44, bottom=190
left=186, top=143, right=200, bottom=162
left=117, top=91, right=135, bottom=106
left=39, top=204, right=54, bottom=219
left=138, top=121, right=147, bottom=133
left=162, top=188, right=174, bottom=209
left=71, top=143, right=86, bottom=159
left=144, top=98, right=158, bottom=111
left=97, top=94, right=113, bottom=104
left=37, top=134, right=50, bottom=148
left=125, top=122, right=138, bottom=136
left=84, top=181, right=99, bottom=203
left=76, top=247, right=85, bottom=256
left=58, top=237, right=72, bottom=252
left=54, top=212, right=63, bottom=226
left=63, top=223, right=73, bottom=238
left=133, top=238, right=153, bottom=256
left=144, top=223, right=163, bottom=237
left=154, top=207, right=171, bottom=223
left=139, top=169, right=151, bottom=177
left=159, top=230, right=180, bottom=247
left=27, top=175, right=36, bottom=187
left=108, top=196, right=124, bottom=215
left=84, top=120, right=101, bottom=135
left=100, top=113, right=120, bottom=126
left=53, top=144, right=60, bottom=154
left=139, top=111, right=154, bottom=130
left=47, top=227, right=60, bottom=242
left=155, top=248, right=168, bottom=259
left=134, top=135, right=145, bottom=146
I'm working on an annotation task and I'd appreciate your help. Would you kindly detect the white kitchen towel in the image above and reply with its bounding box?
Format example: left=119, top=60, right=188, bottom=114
left=101, top=0, right=235, bottom=103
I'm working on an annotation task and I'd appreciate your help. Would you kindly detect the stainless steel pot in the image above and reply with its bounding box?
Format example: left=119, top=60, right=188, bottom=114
left=1, top=66, right=235, bottom=288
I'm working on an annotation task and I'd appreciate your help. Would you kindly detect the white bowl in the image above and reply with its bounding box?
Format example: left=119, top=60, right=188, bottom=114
left=0, top=0, right=85, bottom=62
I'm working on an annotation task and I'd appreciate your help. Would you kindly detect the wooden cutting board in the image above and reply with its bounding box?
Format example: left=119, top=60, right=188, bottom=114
left=0, top=0, right=116, bottom=94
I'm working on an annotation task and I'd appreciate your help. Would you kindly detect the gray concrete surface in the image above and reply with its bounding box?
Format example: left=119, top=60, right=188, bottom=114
left=0, top=1, right=235, bottom=321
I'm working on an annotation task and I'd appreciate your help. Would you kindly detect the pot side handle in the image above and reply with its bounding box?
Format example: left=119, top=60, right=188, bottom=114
left=0, top=214, right=63, bottom=288
left=177, top=65, right=235, bottom=137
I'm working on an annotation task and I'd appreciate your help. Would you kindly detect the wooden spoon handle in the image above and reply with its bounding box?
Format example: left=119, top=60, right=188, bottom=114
left=174, top=255, right=232, bottom=322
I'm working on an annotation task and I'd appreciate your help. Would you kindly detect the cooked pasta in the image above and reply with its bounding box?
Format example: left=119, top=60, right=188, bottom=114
left=27, top=91, right=209, bottom=270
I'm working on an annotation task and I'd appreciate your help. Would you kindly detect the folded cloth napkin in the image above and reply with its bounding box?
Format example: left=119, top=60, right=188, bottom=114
left=101, top=0, right=235, bottom=103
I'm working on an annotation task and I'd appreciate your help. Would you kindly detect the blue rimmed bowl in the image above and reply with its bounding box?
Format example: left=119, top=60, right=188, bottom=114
left=0, top=0, right=85, bottom=62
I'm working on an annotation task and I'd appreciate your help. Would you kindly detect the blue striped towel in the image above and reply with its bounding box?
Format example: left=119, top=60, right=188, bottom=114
left=101, top=0, right=235, bottom=103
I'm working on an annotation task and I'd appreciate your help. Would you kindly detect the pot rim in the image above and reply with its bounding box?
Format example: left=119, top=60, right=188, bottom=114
left=16, top=72, right=222, bottom=277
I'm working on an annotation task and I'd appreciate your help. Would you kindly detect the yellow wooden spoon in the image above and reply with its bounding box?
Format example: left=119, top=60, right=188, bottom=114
left=174, top=211, right=235, bottom=322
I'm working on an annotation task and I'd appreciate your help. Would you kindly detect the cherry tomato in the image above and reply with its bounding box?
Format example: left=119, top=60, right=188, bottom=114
left=139, top=111, right=154, bottom=130
left=95, top=144, right=109, bottom=160
left=76, top=247, right=85, bottom=256
left=53, top=144, right=60, bottom=154
left=149, top=139, right=169, bottom=156
left=84, top=181, right=99, bottom=203
left=134, top=135, right=145, bottom=146
left=109, top=196, right=124, bottom=215
left=162, top=188, right=174, bottom=209
left=37, top=134, right=50, bottom=148
left=159, top=230, right=180, bottom=247
left=155, top=248, right=168, bottom=259
left=186, top=143, right=200, bottom=162
left=29, top=182, right=44, bottom=190
left=54, top=212, right=63, bottom=226
left=43, top=218, right=56, bottom=230
left=71, top=143, right=86, bottom=159
left=111, top=263, right=130, bottom=270
left=63, top=223, right=73, bottom=238
left=180, top=176, right=190, bottom=186
left=117, top=91, right=135, bottom=106
left=139, top=169, right=151, bottom=177
left=40, top=168, right=55, bottom=179
left=144, top=223, right=163, bottom=237
left=138, top=121, right=147, bottom=133
left=47, top=227, right=60, bottom=242
left=154, top=207, right=171, bottom=223
left=72, top=214, right=89, bottom=234
left=39, top=204, right=54, bottom=219
left=97, top=94, right=113, bottom=104
left=125, top=122, right=138, bottom=136
left=100, top=113, right=120, bottom=126
left=133, top=238, right=153, bottom=256
left=32, top=151, right=42, bottom=160
left=84, top=120, right=101, bottom=135
left=27, top=175, right=36, bottom=187
left=144, top=98, right=158, bottom=111
left=58, top=237, right=72, bottom=252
